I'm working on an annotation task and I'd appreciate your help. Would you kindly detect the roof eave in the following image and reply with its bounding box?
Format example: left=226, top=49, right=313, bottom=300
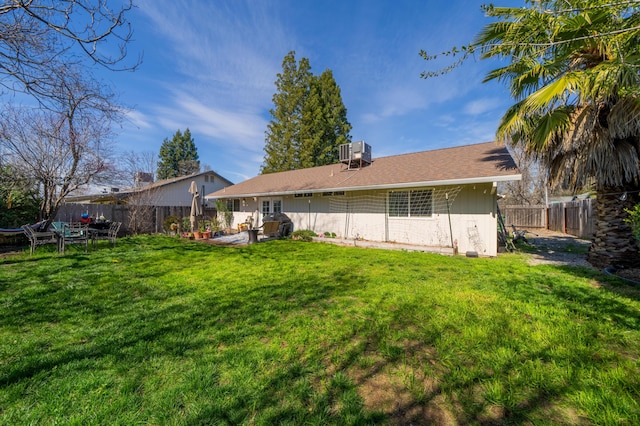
left=206, top=174, right=522, bottom=199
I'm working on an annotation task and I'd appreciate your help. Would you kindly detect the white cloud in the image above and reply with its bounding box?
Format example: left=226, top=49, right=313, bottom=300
left=124, top=110, right=152, bottom=129
left=140, top=1, right=286, bottom=110
left=463, top=98, right=504, bottom=116
left=149, top=93, right=266, bottom=152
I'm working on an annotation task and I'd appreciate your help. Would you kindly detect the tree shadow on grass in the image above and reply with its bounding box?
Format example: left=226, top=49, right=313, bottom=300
left=3, top=238, right=639, bottom=424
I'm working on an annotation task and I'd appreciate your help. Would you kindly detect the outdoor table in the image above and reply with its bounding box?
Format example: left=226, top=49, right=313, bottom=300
left=247, top=228, right=259, bottom=244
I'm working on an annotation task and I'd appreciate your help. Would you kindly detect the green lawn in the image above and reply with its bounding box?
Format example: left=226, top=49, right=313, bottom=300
left=1, top=236, right=639, bottom=425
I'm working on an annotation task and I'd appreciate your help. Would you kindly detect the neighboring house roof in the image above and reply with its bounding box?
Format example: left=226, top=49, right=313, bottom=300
left=67, top=170, right=234, bottom=204
left=123, top=170, right=234, bottom=194
left=208, top=142, right=521, bottom=199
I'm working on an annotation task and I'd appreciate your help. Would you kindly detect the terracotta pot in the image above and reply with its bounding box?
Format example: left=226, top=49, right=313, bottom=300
left=193, top=231, right=202, bottom=239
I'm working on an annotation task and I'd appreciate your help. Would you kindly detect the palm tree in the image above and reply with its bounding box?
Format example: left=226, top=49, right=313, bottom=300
left=473, top=1, right=640, bottom=267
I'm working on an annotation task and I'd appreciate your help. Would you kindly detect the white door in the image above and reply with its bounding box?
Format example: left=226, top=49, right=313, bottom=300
left=260, top=198, right=282, bottom=225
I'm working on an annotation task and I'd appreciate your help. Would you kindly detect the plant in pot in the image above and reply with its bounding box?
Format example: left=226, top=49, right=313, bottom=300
left=201, top=221, right=212, bottom=239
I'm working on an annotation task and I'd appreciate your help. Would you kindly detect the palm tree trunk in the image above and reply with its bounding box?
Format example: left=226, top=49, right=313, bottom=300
left=588, top=186, right=640, bottom=268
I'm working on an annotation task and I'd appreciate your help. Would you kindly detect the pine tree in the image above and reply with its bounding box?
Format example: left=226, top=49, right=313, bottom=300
left=315, top=69, right=352, bottom=166
left=157, top=128, right=200, bottom=180
left=262, top=52, right=351, bottom=173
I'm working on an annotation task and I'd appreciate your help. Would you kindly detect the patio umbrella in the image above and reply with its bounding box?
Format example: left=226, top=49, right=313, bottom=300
left=189, top=181, right=201, bottom=232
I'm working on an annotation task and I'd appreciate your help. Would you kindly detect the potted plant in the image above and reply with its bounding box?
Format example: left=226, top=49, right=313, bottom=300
left=201, top=221, right=212, bottom=239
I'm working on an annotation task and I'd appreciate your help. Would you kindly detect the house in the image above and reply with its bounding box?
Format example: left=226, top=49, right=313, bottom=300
left=66, top=170, right=234, bottom=207
left=207, top=142, right=521, bottom=256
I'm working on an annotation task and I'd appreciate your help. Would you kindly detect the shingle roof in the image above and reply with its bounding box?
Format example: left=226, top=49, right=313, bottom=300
left=208, top=142, right=520, bottom=198
left=66, top=170, right=234, bottom=203
left=124, top=170, right=233, bottom=194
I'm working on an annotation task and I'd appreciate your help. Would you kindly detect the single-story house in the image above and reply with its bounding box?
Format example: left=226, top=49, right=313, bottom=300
left=207, top=142, right=521, bottom=256
left=66, top=170, right=234, bottom=207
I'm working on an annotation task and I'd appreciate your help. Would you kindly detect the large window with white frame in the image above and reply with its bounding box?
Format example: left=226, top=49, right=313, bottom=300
left=388, top=189, right=433, bottom=217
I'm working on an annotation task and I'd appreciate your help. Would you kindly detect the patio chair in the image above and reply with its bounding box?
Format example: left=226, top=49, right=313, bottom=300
left=61, top=223, right=89, bottom=254
left=261, top=221, right=281, bottom=238
left=91, top=221, right=121, bottom=247
left=21, top=224, right=59, bottom=254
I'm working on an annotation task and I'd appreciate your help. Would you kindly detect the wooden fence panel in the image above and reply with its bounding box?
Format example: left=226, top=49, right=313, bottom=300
left=547, top=203, right=564, bottom=233
left=55, top=204, right=219, bottom=235
left=502, top=205, right=546, bottom=229
left=565, top=199, right=595, bottom=238
left=506, top=199, right=595, bottom=238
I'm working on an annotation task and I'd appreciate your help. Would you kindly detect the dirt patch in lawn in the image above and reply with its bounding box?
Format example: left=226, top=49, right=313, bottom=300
left=348, top=340, right=458, bottom=425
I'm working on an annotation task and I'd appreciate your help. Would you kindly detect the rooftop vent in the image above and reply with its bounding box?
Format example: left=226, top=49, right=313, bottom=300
left=339, top=141, right=371, bottom=169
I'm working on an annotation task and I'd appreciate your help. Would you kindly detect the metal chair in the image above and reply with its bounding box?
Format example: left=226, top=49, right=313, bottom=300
left=61, top=223, right=89, bottom=254
left=21, top=224, right=59, bottom=254
left=91, top=221, right=121, bottom=247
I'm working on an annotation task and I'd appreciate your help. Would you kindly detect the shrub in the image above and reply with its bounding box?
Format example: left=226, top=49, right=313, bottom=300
left=163, top=215, right=180, bottom=232
left=625, top=203, right=640, bottom=241
left=291, top=230, right=317, bottom=242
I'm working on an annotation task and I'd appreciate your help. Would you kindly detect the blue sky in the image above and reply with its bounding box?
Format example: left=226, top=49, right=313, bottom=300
left=103, top=0, right=523, bottom=184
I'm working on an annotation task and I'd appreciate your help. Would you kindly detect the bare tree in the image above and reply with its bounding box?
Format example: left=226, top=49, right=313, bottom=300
left=117, top=150, right=157, bottom=188
left=0, top=0, right=139, bottom=106
left=125, top=188, right=157, bottom=235
left=0, top=69, right=122, bottom=221
left=499, top=144, right=547, bottom=206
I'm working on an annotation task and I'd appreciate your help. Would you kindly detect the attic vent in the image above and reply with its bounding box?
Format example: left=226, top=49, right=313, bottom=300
left=340, top=141, right=371, bottom=169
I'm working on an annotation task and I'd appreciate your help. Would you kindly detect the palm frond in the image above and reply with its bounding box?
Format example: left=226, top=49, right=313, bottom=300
left=524, top=73, right=581, bottom=112
left=531, top=107, right=573, bottom=150
left=609, top=97, right=640, bottom=138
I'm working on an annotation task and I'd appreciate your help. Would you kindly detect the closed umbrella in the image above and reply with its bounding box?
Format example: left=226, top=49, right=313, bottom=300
left=189, top=181, right=201, bottom=232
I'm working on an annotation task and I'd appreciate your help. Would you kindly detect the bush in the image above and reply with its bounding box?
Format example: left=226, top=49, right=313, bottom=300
left=291, top=230, right=317, bottom=242
left=625, top=203, right=640, bottom=241
left=163, top=215, right=180, bottom=232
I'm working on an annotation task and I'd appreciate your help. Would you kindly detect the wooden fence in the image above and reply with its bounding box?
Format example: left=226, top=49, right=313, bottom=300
left=501, top=198, right=595, bottom=238
left=55, top=203, right=219, bottom=235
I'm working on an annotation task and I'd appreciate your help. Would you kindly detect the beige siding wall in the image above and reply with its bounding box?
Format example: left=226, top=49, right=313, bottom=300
left=220, top=183, right=499, bottom=256
left=150, top=174, right=229, bottom=207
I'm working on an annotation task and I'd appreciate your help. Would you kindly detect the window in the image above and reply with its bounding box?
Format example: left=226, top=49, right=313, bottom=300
left=273, top=199, right=282, bottom=213
left=388, top=189, right=433, bottom=217
left=226, top=199, right=240, bottom=211
left=388, top=191, right=409, bottom=217
left=262, top=200, right=270, bottom=217
left=409, top=190, right=433, bottom=216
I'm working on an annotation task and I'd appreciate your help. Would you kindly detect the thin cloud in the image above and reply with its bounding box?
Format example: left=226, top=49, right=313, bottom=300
left=463, top=98, right=504, bottom=116
left=140, top=1, right=286, bottom=109
left=153, top=95, right=267, bottom=151
left=124, top=110, right=152, bottom=130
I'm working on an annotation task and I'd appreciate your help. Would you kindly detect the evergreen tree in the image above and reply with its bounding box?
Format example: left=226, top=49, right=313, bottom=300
left=312, top=69, right=352, bottom=166
left=262, top=52, right=351, bottom=173
left=157, top=129, right=200, bottom=180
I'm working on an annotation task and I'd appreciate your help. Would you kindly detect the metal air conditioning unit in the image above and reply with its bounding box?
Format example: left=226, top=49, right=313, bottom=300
left=339, top=141, right=371, bottom=169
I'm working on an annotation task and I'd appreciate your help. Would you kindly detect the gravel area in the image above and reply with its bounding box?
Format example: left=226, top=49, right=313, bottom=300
left=517, top=229, right=593, bottom=268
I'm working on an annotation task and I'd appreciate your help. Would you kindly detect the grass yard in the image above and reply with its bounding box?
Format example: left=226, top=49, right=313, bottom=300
left=1, top=235, right=640, bottom=425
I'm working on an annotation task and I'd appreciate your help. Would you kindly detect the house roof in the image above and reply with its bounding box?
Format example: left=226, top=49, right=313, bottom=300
left=124, top=170, right=234, bottom=194
left=66, top=170, right=234, bottom=204
left=208, top=142, right=521, bottom=199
